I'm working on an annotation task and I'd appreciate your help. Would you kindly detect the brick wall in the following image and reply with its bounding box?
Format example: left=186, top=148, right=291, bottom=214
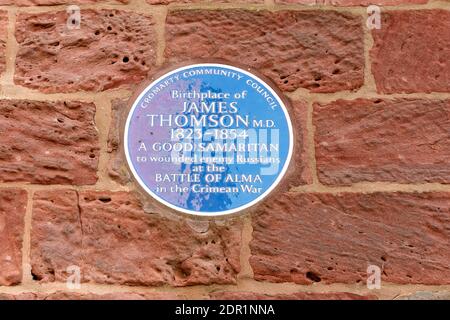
left=0, top=0, right=449, bottom=300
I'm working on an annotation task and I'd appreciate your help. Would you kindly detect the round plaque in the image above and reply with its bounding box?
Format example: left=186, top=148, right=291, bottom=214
left=124, top=63, right=293, bottom=216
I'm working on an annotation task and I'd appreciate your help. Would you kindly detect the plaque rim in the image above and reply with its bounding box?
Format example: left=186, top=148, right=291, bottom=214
left=123, top=62, right=294, bottom=217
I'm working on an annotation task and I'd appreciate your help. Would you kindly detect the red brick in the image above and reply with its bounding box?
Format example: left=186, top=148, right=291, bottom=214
left=250, top=192, right=450, bottom=285
left=0, top=0, right=128, bottom=5
left=165, top=10, right=364, bottom=93
left=15, top=9, right=156, bottom=93
left=0, top=100, right=99, bottom=185
left=31, top=190, right=242, bottom=286
left=0, top=11, right=7, bottom=76
left=31, top=190, right=82, bottom=282
left=0, top=291, right=183, bottom=300
left=371, top=10, right=450, bottom=94
left=45, top=291, right=184, bottom=300
left=314, top=99, right=450, bottom=186
left=0, top=0, right=129, bottom=7
left=276, top=0, right=427, bottom=4
left=274, top=0, right=317, bottom=3
left=210, top=291, right=376, bottom=300
left=0, top=189, right=27, bottom=286
left=0, top=293, right=38, bottom=300
left=149, top=0, right=261, bottom=3
left=327, top=0, right=428, bottom=4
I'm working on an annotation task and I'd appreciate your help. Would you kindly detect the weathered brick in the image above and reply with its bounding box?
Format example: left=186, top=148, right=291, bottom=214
left=0, top=100, right=99, bottom=185
left=276, top=0, right=428, bottom=4
left=0, top=0, right=128, bottom=5
left=165, top=10, right=364, bottom=93
left=31, top=190, right=242, bottom=286
left=371, top=10, right=450, bottom=94
left=45, top=291, right=184, bottom=300
left=149, top=0, right=261, bottom=3
left=210, top=291, right=376, bottom=300
left=314, top=99, right=450, bottom=186
left=0, top=291, right=183, bottom=300
left=250, top=192, right=450, bottom=285
left=31, top=190, right=82, bottom=282
left=0, top=293, right=38, bottom=300
left=327, top=0, right=428, bottom=4
left=0, top=189, right=27, bottom=286
left=0, top=11, right=7, bottom=76
left=274, top=0, right=317, bottom=3
left=15, top=9, right=156, bottom=93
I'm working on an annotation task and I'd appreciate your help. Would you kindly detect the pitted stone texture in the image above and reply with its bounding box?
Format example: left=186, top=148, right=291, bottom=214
left=250, top=192, right=450, bottom=285
left=0, top=100, right=99, bottom=185
left=15, top=9, right=156, bottom=93
left=107, top=98, right=131, bottom=184
left=31, top=190, right=242, bottom=286
left=165, top=10, right=364, bottom=93
left=210, top=291, right=376, bottom=300
left=0, top=0, right=128, bottom=5
left=0, top=11, right=7, bottom=76
left=314, top=99, right=450, bottom=186
left=0, top=189, right=27, bottom=286
left=0, top=292, right=183, bottom=300
left=371, top=10, right=450, bottom=94
left=31, top=190, right=82, bottom=282
left=276, top=0, right=427, bottom=4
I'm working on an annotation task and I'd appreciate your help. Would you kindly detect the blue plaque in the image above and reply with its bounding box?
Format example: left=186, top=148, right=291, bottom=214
left=124, top=63, right=293, bottom=216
